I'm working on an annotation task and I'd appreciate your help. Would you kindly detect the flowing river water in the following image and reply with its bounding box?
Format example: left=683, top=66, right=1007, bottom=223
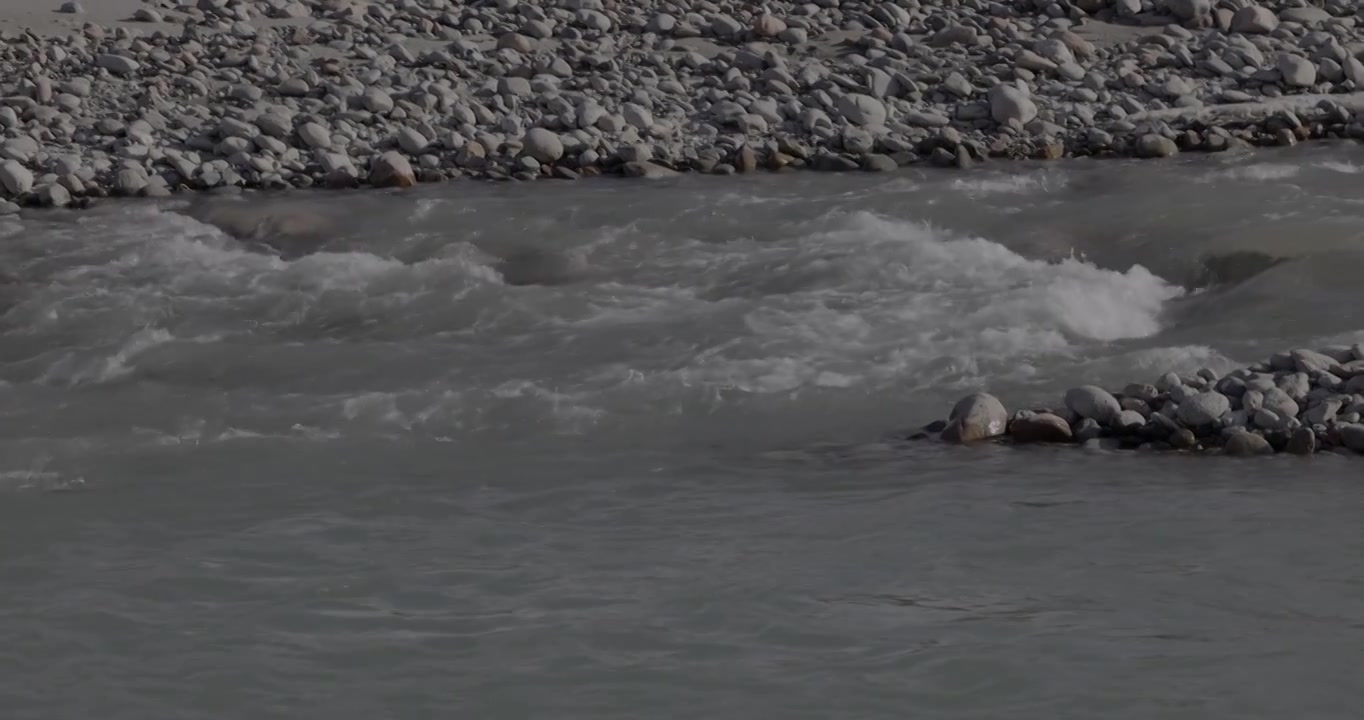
left=2, top=144, right=1363, bottom=719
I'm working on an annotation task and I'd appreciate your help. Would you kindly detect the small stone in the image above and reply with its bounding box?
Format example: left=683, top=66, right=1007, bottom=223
left=1170, top=428, right=1198, bottom=450
left=988, top=84, right=1037, bottom=126
left=941, top=392, right=1009, bottom=444
left=499, top=77, right=532, bottom=98
left=1341, top=425, right=1364, bottom=453
left=1277, top=54, right=1316, bottom=88
left=1064, top=385, right=1121, bottom=425
left=277, top=78, right=310, bottom=97
left=1261, top=387, right=1300, bottom=418
left=1291, top=349, right=1340, bottom=375
left=0, top=160, right=34, bottom=195
left=368, top=151, right=415, bottom=189
left=59, top=1, right=83, bottom=12
left=1125, top=384, right=1160, bottom=403
left=297, top=123, right=330, bottom=149
left=710, top=14, right=744, bottom=38
left=1073, top=418, right=1103, bottom=443
left=1253, top=408, right=1289, bottom=430
left=1165, top=0, right=1210, bottom=21
left=114, top=168, right=148, bottom=196
left=1136, top=134, right=1179, bottom=158
left=1009, top=413, right=1073, bottom=443
left=61, top=78, right=91, bottom=97
left=1287, top=427, right=1317, bottom=455
left=622, top=161, right=679, bottom=179
left=1111, top=410, right=1145, bottom=431
left=96, top=54, right=140, bottom=75
left=1230, top=6, right=1278, bottom=34
left=861, top=154, right=898, bottom=172
left=362, top=89, right=394, bottom=114
left=1304, top=399, right=1343, bottom=426
left=752, top=14, right=785, bottom=38
left=647, top=13, right=676, bottom=34
left=1224, top=431, right=1274, bottom=456
left=396, top=127, right=428, bottom=155
left=497, top=33, right=533, bottom=53
left=36, top=183, right=70, bottom=207
left=836, top=94, right=887, bottom=127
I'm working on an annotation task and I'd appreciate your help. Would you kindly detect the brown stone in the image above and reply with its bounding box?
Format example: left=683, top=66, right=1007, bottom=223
left=1009, top=413, right=1074, bottom=443
left=736, top=145, right=757, bottom=173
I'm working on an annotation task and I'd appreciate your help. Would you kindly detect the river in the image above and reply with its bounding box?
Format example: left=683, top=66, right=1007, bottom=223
left=2, top=144, right=1363, bottom=719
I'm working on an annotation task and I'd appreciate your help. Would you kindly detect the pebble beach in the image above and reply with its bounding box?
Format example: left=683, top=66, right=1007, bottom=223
left=2, top=0, right=1364, bottom=207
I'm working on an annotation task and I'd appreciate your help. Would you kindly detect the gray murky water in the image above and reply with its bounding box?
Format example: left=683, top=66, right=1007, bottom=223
left=2, top=144, right=1363, bottom=719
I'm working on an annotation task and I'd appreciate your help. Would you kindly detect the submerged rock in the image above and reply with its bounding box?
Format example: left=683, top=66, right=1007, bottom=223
left=1008, top=413, right=1072, bottom=443
left=494, top=248, right=591, bottom=286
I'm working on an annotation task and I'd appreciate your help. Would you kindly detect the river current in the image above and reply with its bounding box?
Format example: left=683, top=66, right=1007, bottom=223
left=2, top=144, right=1362, bottom=719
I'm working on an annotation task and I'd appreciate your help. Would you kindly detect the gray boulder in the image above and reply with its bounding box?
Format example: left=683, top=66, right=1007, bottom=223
left=941, top=393, right=1009, bottom=444
left=521, top=128, right=564, bottom=164
left=1291, top=349, right=1340, bottom=374
left=836, top=94, right=887, bottom=127
left=368, top=152, right=415, bottom=188
left=96, top=54, right=140, bottom=75
left=1177, top=391, right=1231, bottom=426
left=1231, top=6, right=1278, bottom=34
left=1277, top=55, right=1316, bottom=88
left=988, top=84, right=1037, bottom=125
left=1064, top=385, right=1121, bottom=424
left=0, top=160, right=34, bottom=195
left=1224, top=431, right=1274, bottom=456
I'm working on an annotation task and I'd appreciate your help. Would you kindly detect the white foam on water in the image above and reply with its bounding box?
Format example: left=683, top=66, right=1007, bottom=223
left=1213, top=163, right=1301, bottom=182
left=638, top=211, right=1184, bottom=395
left=949, top=173, right=1065, bottom=196
left=1317, top=160, right=1364, bottom=174
left=39, top=326, right=175, bottom=386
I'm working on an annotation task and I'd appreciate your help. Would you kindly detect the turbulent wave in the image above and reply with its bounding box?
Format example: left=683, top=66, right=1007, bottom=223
left=2, top=152, right=1362, bottom=458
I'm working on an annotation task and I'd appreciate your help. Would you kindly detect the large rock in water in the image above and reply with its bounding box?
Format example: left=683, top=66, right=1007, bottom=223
left=368, top=151, right=415, bottom=188
left=1009, top=413, right=1073, bottom=443
left=1064, top=385, right=1121, bottom=424
left=941, top=393, right=1008, bottom=444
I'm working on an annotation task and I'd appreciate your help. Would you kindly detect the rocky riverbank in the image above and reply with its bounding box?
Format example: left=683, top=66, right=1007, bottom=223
left=926, top=344, right=1364, bottom=456
left=2, top=0, right=1364, bottom=208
